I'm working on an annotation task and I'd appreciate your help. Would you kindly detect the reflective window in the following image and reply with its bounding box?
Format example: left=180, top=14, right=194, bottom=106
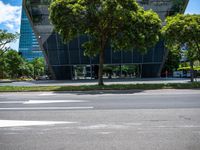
left=19, top=8, right=43, bottom=61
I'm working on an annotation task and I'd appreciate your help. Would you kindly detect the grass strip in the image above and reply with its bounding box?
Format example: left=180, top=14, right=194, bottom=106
left=0, top=82, right=200, bottom=92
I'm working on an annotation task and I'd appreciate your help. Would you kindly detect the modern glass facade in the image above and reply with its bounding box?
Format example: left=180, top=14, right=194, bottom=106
left=23, top=0, right=189, bottom=79
left=19, top=8, right=43, bottom=61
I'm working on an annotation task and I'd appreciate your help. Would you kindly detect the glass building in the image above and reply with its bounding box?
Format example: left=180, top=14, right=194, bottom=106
left=19, top=8, right=43, bottom=61
left=23, top=0, right=189, bottom=79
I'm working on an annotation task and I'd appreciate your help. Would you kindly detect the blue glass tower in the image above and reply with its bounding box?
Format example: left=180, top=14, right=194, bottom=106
left=19, top=8, right=43, bottom=61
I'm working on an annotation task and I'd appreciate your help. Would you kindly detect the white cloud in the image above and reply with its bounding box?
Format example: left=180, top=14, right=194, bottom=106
left=0, top=1, right=21, bottom=50
left=0, top=1, right=21, bottom=31
left=8, top=39, right=19, bottom=51
left=5, top=23, right=15, bottom=30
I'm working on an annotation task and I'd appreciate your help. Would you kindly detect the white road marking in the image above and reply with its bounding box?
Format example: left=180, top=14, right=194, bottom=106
left=123, top=123, right=142, bottom=126
left=39, top=93, right=57, bottom=96
left=0, top=101, right=25, bottom=104
left=97, top=132, right=112, bottom=135
left=0, top=120, right=76, bottom=128
left=24, top=100, right=87, bottom=104
left=156, top=125, right=200, bottom=128
left=79, top=124, right=128, bottom=130
left=0, top=107, right=94, bottom=110
left=0, top=100, right=88, bottom=104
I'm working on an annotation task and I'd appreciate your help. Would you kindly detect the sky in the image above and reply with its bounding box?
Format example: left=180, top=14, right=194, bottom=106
left=0, top=0, right=200, bottom=51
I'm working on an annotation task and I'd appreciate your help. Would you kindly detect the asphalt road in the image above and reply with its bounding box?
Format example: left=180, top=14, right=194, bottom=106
left=0, top=89, right=200, bottom=150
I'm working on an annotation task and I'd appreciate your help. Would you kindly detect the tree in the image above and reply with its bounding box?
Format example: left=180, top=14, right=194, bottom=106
left=19, top=60, right=34, bottom=78
left=0, top=49, right=45, bottom=79
left=162, top=14, right=200, bottom=82
left=0, top=30, right=18, bottom=57
left=49, top=0, right=161, bottom=85
left=162, top=44, right=181, bottom=74
left=0, top=53, right=6, bottom=78
left=4, top=50, right=24, bottom=78
left=31, top=58, right=45, bottom=79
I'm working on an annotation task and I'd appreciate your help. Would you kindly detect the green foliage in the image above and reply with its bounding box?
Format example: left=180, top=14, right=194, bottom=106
left=0, top=54, right=6, bottom=78
left=20, top=61, right=34, bottom=77
left=162, top=45, right=181, bottom=73
left=112, top=65, right=137, bottom=75
left=162, top=14, right=200, bottom=82
left=31, top=57, right=45, bottom=79
left=0, top=30, right=19, bottom=56
left=49, top=0, right=162, bottom=85
left=3, top=50, right=24, bottom=78
left=0, top=30, right=19, bottom=78
left=162, top=14, right=200, bottom=62
left=0, top=49, right=45, bottom=79
left=178, top=61, right=200, bottom=71
left=111, top=9, right=161, bottom=54
left=50, top=0, right=161, bottom=54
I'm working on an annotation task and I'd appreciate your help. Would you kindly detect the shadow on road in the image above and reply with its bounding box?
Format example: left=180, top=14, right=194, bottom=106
left=53, top=89, right=144, bottom=95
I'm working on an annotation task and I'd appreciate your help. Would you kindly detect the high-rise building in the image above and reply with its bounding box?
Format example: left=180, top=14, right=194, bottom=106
left=19, top=8, right=43, bottom=61
left=22, top=0, right=189, bottom=79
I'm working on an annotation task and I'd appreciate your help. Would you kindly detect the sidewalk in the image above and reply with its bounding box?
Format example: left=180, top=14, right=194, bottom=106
left=0, top=79, right=13, bottom=83
left=0, top=78, right=199, bottom=87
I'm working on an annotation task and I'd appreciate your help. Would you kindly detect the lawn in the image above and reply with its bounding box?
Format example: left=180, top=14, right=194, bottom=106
left=0, top=82, right=200, bottom=92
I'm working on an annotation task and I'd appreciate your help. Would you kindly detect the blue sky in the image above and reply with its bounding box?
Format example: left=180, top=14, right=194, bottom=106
left=0, top=0, right=21, bottom=50
left=185, top=0, right=200, bottom=14
left=1, top=0, right=21, bottom=5
left=0, top=0, right=199, bottom=51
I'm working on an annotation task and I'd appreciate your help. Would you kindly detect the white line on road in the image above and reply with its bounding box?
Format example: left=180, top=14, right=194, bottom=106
left=0, top=120, right=76, bottom=128
left=39, top=93, right=57, bottom=96
left=0, top=107, right=94, bottom=110
left=79, top=124, right=128, bottom=130
left=0, top=101, right=25, bottom=104
left=0, top=100, right=88, bottom=104
left=156, top=125, right=200, bottom=128
left=97, top=132, right=112, bottom=135
left=24, top=100, right=88, bottom=104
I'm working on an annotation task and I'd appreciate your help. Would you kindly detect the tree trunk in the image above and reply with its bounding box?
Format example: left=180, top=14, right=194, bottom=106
left=98, top=48, right=104, bottom=86
left=140, top=64, right=143, bottom=78
left=190, top=61, right=194, bottom=82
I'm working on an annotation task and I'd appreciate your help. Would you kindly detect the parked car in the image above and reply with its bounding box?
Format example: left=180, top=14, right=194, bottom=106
left=36, top=75, right=49, bottom=80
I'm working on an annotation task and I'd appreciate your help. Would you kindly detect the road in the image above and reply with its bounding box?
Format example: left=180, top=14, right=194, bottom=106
left=0, top=89, right=200, bottom=150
